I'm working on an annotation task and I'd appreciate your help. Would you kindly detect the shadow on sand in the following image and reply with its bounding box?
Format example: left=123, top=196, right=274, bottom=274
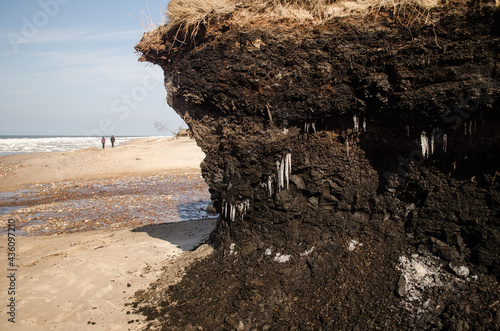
left=131, top=218, right=217, bottom=251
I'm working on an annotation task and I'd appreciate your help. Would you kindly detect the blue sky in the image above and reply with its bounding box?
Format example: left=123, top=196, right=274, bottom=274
left=0, top=0, right=185, bottom=136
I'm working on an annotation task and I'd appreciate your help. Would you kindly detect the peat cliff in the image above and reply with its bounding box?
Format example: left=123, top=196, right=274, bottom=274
left=135, top=2, right=500, bottom=330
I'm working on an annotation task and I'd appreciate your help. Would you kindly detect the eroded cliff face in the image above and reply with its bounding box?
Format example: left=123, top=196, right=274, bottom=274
left=135, top=4, right=500, bottom=330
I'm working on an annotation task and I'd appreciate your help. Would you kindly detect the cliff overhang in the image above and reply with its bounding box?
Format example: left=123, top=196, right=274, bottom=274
left=135, top=1, right=500, bottom=329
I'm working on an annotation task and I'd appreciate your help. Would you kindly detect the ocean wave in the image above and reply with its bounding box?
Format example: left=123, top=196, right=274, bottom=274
left=0, top=136, right=159, bottom=156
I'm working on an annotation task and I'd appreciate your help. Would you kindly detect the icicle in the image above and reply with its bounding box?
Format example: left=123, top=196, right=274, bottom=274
left=275, top=153, right=292, bottom=195
left=280, top=160, right=284, bottom=190
left=276, top=160, right=280, bottom=187
left=283, top=155, right=289, bottom=190
left=222, top=199, right=226, bottom=218
left=363, top=118, right=367, bottom=132
left=474, top=120, right=477, bottom=132
left=230, top=204, right=236, bottom=223
left=280, top=159, right=284, bottom=191
left=430, top=133, right=435, bottom=155
left=469, top=120, right=473, bottom=135
left=346, top=140, right=350, bottom=157
left=304, top=122, right=311, bottom=134
left=311, top=122, right=316, bottom=133
left=406, top=125, right=410, bottom=137
left=443, top=134, right=448, bottom=152
left=267, top=176, right=273, bottom=197
left=281, top=154, right=291, bottom=190
left=353, top=115, right=359, bottom=132
left=286, top=153, right=292, bottom=189
left=464, top=121, right=468, bottom=135
left=421, top=132, right=429, bottom=158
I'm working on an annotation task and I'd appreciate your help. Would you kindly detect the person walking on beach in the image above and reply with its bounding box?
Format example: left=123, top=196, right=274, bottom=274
left=110, top=135, right=116, bottom=148
left=101, top=136, right=106, bottom=149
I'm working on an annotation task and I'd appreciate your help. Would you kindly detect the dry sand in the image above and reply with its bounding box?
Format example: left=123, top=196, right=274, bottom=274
left=0, top=137, right=217, bottom=330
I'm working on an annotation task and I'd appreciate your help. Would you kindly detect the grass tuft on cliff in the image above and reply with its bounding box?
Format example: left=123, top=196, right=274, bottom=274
left=164, top=0, right=440, bottom=37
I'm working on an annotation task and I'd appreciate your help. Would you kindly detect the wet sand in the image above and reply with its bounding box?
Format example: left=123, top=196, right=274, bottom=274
left=0, top=173, right=214, bottom=236
left=0, top=137, right=217, bottom=330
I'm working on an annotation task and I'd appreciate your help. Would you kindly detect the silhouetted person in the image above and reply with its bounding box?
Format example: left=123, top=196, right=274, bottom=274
left=101, top=136, right=106, bottom=149
left=110, top=135, right=116, bottom=148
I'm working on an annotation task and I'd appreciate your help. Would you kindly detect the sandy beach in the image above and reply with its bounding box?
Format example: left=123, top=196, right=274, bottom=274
left=0, top=137, right=217, bottom=330
left=0, top=137, right=206, bottom=192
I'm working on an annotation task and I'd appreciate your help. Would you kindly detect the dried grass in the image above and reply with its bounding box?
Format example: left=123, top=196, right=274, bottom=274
left=160, top=0, right=443, bottom=41
left=166, top=0, right=236, bottom=39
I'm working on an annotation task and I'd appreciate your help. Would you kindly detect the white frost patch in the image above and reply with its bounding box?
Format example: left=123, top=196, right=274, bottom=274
left=396, top=253, right=466, bottom=312
left=265, top=248, right=272, bottom=256
left=229, top=243, right=237, bottom=256
left=300, top=246, right=315, bottom=257
left=449, top=262, right=470, bottom=278
left=348, top=239, right=363, bottom=251
left=273, top=253, right=291, bottom=263
left=412, top=260, right=428, bottom=278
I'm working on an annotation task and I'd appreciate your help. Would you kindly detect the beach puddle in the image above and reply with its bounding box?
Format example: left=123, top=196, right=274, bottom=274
left=0, top=173, right=217, bottom=236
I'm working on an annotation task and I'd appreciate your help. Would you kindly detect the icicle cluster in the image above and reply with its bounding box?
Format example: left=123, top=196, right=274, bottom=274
left=421, top=128, right=449, bottom=158
left=222, top=199, right=250, bottom=222
left=304, top=122, right=316, bottom=134
left=464, top=120, right=476, bottom=135
left=353, top=115, right=367, bottom=132
left=276, top=153, right=292, bottom=193
left=266, top=153, right=292, bottom=197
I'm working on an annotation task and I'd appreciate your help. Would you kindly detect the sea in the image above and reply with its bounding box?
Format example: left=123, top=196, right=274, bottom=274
left=0, top=135, right=170, bottom=156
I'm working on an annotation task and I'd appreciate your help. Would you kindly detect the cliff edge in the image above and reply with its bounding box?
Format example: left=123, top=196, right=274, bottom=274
left=135, top=1, right=500, bottom=329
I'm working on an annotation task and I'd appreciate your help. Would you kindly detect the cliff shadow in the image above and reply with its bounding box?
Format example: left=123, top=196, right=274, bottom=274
left=131, top=218, right=217, bottom=251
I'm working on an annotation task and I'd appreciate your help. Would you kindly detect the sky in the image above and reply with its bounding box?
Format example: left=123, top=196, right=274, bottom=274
left=0, top=0, right=186, bottom=137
